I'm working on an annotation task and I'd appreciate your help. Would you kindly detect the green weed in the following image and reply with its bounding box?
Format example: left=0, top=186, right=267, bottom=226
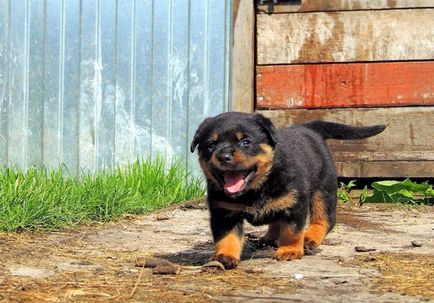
left=360, top=179, right=434, bottom=205
left=337, top=180, right=357, bottom=204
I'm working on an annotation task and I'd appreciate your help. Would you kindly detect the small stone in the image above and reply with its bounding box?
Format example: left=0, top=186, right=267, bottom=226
left=70, top=260, right=92, bottom=265
left=156, top=213, right=170, bottom=221
left=201, top=261, right=225, bottom=272
left=411, top=240, right=423, bottom=247
left=294, top=273, right=304, bottom=280
left=354, top=246, right=376, bottom=252
left=245, top=268, right=264, bottom=274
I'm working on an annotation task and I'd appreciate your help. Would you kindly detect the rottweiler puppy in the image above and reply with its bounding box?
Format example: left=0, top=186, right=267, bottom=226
left=190, top=112, right=386, bottom=269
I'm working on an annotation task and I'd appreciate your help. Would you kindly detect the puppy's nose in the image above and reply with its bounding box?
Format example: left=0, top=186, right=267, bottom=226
left=217, top=152, right=233, bottom=163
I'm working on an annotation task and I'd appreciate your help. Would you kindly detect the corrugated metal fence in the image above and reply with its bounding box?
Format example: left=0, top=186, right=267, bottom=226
left=0, top=0, right=232, bottom=175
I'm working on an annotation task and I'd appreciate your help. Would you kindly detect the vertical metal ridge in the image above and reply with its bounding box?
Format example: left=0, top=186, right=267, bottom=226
left=112, top=0, right=119, bottom=166
left=130, top=0, right=137, bottom=155
left=224, top=0, right=232, bottom=111
left=204, top=1, right=211, bottom=116
left=149, top=0, right=154, bottom=159
left=58, top=0, right=66, bottom=165
left=167, top=0, right=173, bottom=146
left=23, top=0, right=30, bottom=169
left=203, top=0, right=210, bottom=116
left=41, top=0, right=47, bottom=165
left=94, top=0, right=102, bottom=167
left=184, top=0, right=192, bottom=170
left=76, top=0, right=83, bottom=172
left=4, top=0, right=12, bottom=162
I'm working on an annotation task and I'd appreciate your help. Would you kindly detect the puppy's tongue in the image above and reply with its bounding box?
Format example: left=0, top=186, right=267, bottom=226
left=224, top=171, right=245, bottom=194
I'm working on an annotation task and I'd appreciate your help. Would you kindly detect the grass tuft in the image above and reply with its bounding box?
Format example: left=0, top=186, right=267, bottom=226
left=0, top=158, right=205, bottom=232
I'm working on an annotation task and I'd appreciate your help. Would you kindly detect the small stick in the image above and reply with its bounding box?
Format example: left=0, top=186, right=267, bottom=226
left=130, top=263, right=145, bottom=298
left=135, top=257, right=173, bottom=268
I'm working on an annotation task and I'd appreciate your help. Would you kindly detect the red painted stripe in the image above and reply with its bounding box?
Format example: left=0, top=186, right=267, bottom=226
left=256, top=62, right=434, bottom=109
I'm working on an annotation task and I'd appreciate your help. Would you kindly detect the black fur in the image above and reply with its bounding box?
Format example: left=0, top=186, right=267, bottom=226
left=191, top=112, right=386, bottom=269
left=302, top=120, right=387, bottom=140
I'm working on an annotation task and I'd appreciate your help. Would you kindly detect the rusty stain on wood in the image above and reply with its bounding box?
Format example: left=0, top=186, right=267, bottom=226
left=259, top=107, right=434, bottom=178
left=257, top=9, right=434, bottom=64
left=256, top=62, right=434, bottom=109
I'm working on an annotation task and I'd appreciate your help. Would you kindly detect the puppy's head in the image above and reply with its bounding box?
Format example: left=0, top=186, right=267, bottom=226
left=191, top=112, right=277, bottom=197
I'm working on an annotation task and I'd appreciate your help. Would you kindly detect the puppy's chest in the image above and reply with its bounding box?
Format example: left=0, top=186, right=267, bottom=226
left=214, top=191, right=297, bottom=225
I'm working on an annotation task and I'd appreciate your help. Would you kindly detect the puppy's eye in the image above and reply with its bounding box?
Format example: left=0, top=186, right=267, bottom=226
left=207, top=142, right=216, bottom=151
left=240, top=139, right=251, bottom=147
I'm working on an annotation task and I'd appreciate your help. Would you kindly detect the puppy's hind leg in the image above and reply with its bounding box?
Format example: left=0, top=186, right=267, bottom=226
left=304, top=191, right=334, bottom=249
left=258, top=221, right=280, bottom=247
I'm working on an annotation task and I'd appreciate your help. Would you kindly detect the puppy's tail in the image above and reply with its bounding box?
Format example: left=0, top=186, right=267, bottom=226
left=302, top=120, right=387, bottom=140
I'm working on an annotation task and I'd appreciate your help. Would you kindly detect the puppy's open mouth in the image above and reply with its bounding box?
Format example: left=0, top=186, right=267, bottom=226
left=223, top=169, right=256, bottom=195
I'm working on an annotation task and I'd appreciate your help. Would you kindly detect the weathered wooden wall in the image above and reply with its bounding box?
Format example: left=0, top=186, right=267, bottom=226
left=257, top=0, right=433, bottom=13
left=254, top=0, right=434, bottom=178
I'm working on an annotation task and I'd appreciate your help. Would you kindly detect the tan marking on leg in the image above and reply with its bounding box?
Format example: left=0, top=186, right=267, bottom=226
left=304, top=191, right=329, bottom=249
left=274, top=223, right=304, bottom=261
left=212, top=231, right=243, bottom=269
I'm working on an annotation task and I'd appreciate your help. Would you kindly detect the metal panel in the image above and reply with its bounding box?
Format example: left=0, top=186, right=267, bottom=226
left=0, top=0, right=232, bottom=174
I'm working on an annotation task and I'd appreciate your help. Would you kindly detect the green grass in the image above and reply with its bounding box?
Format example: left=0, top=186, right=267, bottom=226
left=0, top=158, right=205, bottom=232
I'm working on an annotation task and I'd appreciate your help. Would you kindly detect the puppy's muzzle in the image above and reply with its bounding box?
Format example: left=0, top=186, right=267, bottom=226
left=216, top=147, right=235, bottom=165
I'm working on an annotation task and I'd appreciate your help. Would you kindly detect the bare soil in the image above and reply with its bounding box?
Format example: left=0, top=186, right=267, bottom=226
left=1, top=199, right=433, bottom=303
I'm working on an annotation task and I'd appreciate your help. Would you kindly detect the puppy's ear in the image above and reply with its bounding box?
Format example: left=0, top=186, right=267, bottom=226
left=190, top=118, right=212, bottom=153
left=190, top=129, right=201, bottom=153
left=253, top=113, right=277, bottom=147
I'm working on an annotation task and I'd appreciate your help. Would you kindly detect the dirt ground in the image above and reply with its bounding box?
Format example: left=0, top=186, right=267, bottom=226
left=0, top=198, right=433, bottom=303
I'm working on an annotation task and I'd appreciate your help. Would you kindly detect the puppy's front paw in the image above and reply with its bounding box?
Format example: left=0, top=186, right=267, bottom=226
left=273, top=246, right=304, bottom=261
left=210, top=253, right=240, bottom=269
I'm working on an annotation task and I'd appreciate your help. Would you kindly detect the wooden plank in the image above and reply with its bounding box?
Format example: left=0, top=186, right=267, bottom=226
left=259, top=107, right=434, bottom=178
left=335, top=161, right=434, bottom=178
left=256, top=62, right=434, bottom=109
left=231, top=0, right=255, bottom=112
left=257, top=9, right=434, bottom=64
left=257, top=0, right=434, bottom=14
